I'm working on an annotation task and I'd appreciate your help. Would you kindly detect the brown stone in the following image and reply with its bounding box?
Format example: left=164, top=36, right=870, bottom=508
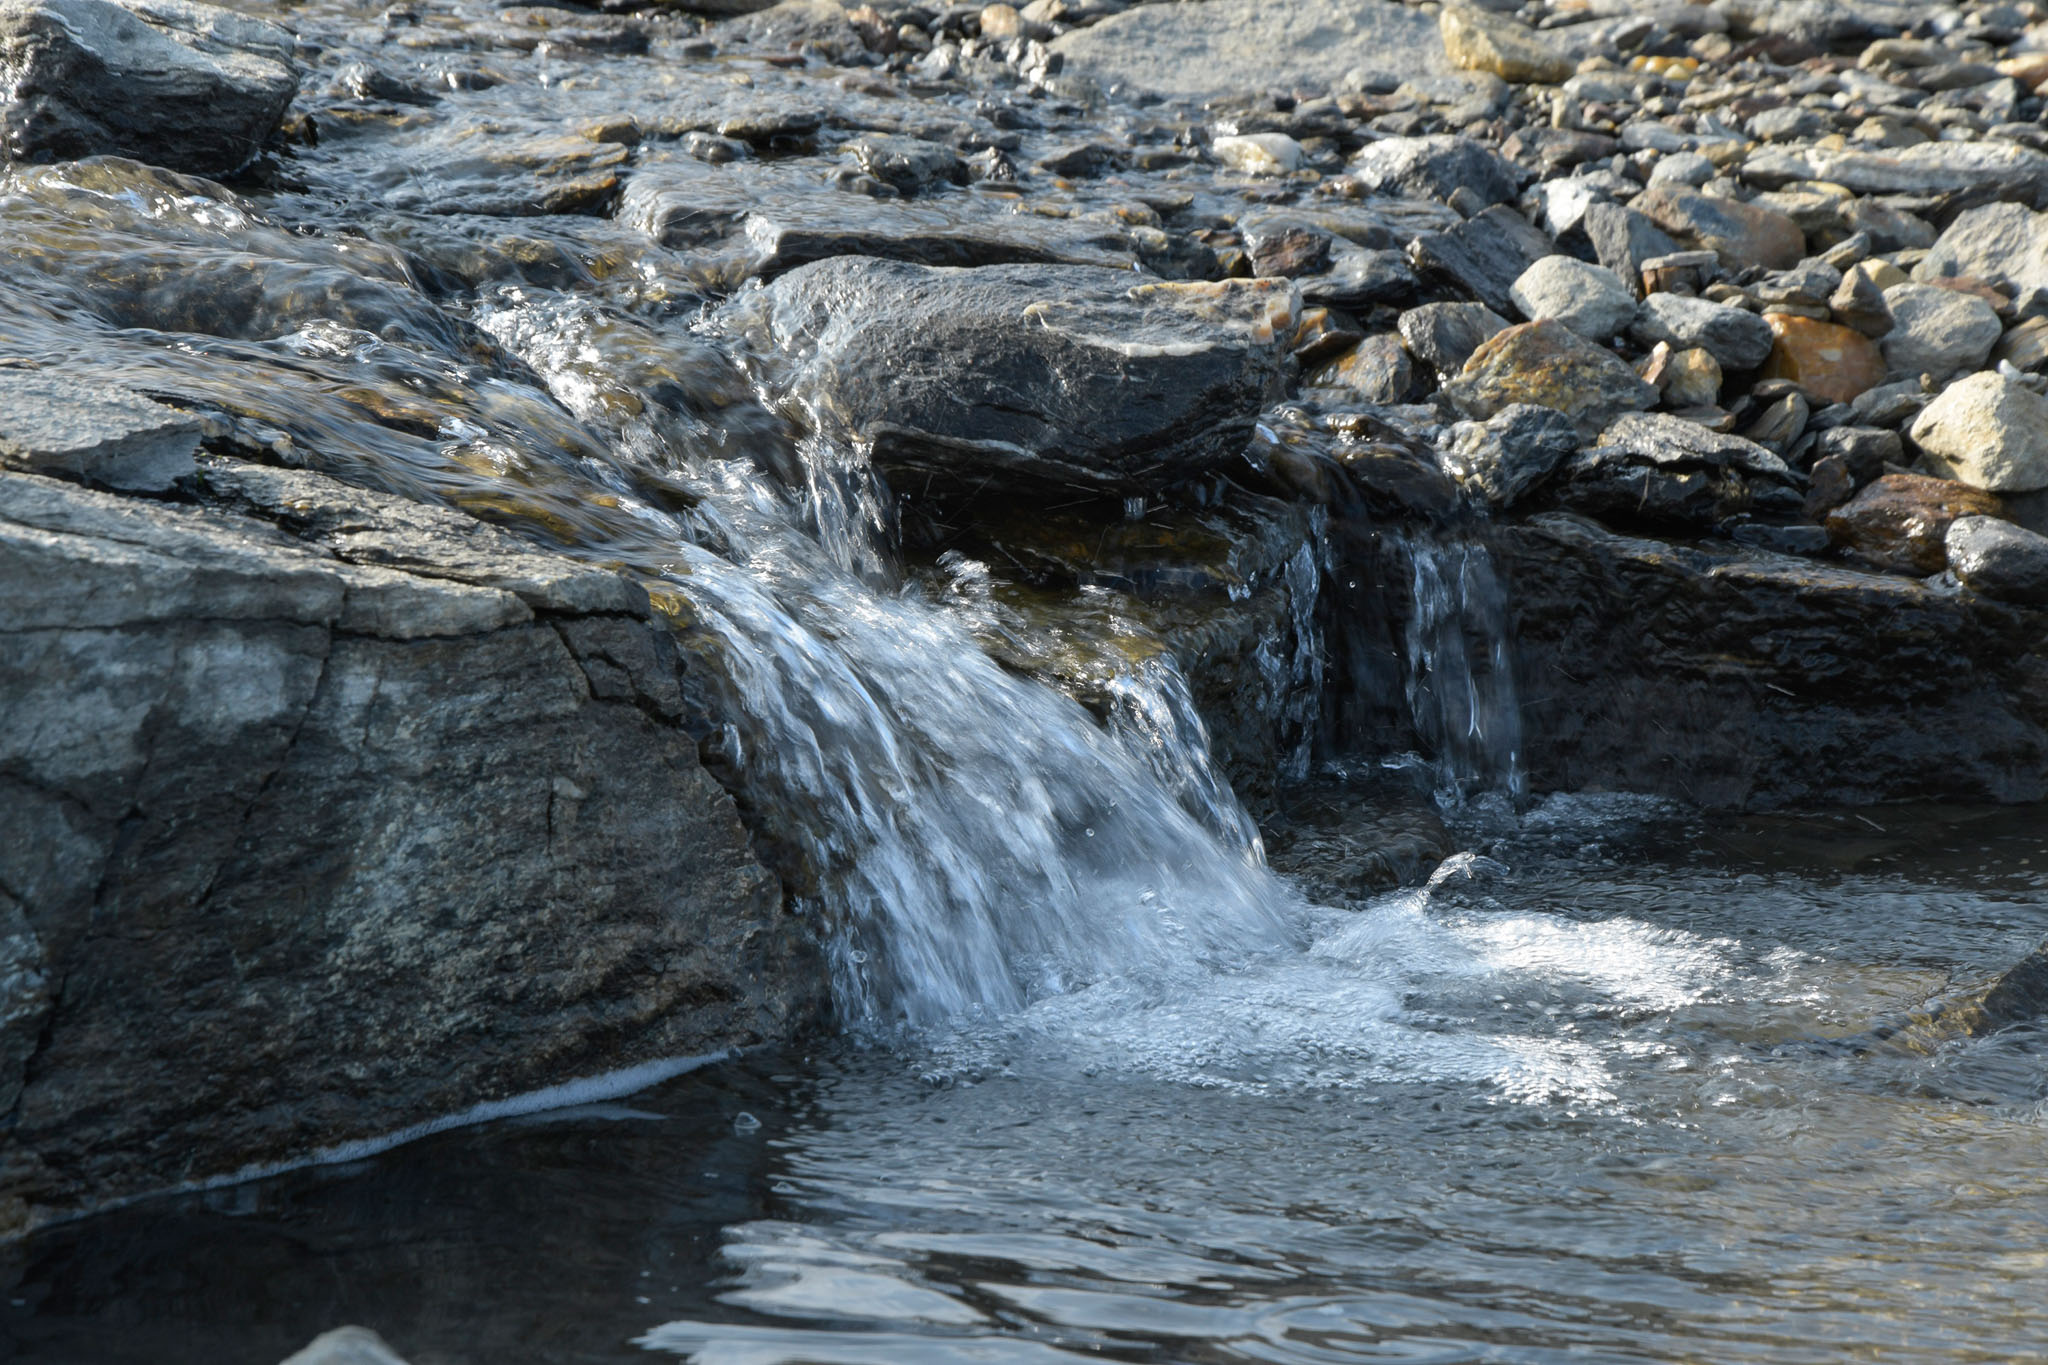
left=1824, top=473, right=2005, bottom=575
left=1993, top=315, right=2048, bottom=374
left=1758, top=314, right=1889, bottom=405
left=1442, top=317, right=1657, bottom=438
left=1634, top=185, right=1806, bottom=273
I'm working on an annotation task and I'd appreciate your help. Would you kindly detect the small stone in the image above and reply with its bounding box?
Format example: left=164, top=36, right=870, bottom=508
left=1826, top=473, right=2005, bottom=575
left=1946, top=516, right=2048, bottom=605
left=1741, top=391, right=1809, bottom=451
left=1630, top=293, right=1775, bottom=372
left=1804, top=452, right=1858, bottom=518
left=1436, top=402, right=1579, bottom=508
left=1748, top=105, right=1828, bottom=142
left=1992, top=315, right=2048, bottom=374
left=1812, top=425, right=1903, bottom=482
left=1443, top=318, right=1657, bottom=439
left=1849, top=378, right=1931, bottom=429
left=1914, top=201, right=2048, bottom=301
left=1639, top=249, right=1721, bottom=298
left=1907, top=371, right=2048, bottom=493
left=1633, top=185, right=1806, bottom=273
left=1439, top=4, right=1572, bottom=85
left=1312, top=333, right=1414, bottom=404
left=1880, top=283, right=2004, bottom=382
left=1661, top=347, right=1723, bottom=408
left=1758, top=314, right=1888, bottom=406
left=979, top=3, right=1022, bottom=39
left=1648, top=152, right=1716, bottom=188
left=0, top=373, right=202, bottom=492
left=1396, top=301, right=1508, bottom=374
left=845, top=134, right=966, bottom=195
left=1291, top=306, right=1364, bottom=368
left=1214, top=133, right=1303, bottom=176
left=1509, top=255, right=1637, bottom=340
left=1245, top=222, right=1334, bottom=279
left=1348, top=134, right=1520, bottom=207
left=1829, top=268, right=1894, bottom=338
left=1583, top=202, right=1681, bottom=301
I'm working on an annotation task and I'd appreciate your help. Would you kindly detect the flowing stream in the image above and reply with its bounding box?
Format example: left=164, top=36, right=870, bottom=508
left=3, top=3, right=2046, bottom=1360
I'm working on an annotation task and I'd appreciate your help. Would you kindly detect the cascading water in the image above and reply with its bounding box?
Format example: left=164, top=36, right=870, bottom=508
left=467, top=292, right=1309, bottom=1031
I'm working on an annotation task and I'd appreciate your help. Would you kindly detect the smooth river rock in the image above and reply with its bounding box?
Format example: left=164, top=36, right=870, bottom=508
left=0, top=0, right=300, bottom=174
left=715, top=257, right=1297, bottom=501
left=1947, top=516, right=2048, bottom=606
left=0, top=461, right=822, bottom=1236
left=1908, top=372, right=2048, bottom=493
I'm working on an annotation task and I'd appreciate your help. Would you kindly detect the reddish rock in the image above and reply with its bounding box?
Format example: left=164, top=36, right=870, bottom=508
left=1758, top=314, right=1889, bottom=405
left=1824, top=473, right=2005, bottom=575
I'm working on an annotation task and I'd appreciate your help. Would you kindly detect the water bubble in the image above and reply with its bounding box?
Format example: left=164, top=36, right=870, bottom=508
left=732, top=1112, right=761, bottom=1133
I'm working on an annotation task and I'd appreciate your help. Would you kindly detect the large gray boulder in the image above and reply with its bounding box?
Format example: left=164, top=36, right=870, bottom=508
left=0, top=461, right=821, bottom=1236
left=0, top=0, right=300, bottom=174
left=715, top=257, right=1298, bottom=500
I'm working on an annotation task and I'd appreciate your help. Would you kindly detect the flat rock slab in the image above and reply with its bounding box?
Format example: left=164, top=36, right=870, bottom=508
left=0, top=372, right=202, bottom=490
left=1050, top=0, right=1448, bottom=103
left=716, top=257, right=1298, bottom=499
left=0, top=0, right=300, bottom=174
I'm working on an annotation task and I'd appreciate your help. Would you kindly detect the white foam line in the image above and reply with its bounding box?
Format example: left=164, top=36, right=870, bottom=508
left=12, top=1050, right=729, bottom=1240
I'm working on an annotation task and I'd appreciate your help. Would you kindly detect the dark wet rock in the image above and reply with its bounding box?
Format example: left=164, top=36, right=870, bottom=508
left=0, top=372, right=201, bottom=491
left=1583, top=201, right=1681, bottom=301
left=1034, top=142, right=1123, bottom=178
left=0, top=462, right=820, bottom=1236
left=1494, top=511, right=2048, bottom=809
left=1951, top=938, right=2048, bottom=1037
left=1509, top=255, right=1636, bottom=340
left=1436, top=402, right=1579, bottom=509
left=0, top=0, right=300, bottom=175
left=1633, top=185, right=1806, bottom=273
left=366, top=132, right=629, bottom=217
left=1349, top=134, right=1521, bottom=208
left=1848, top=377, right=1932, bottom=429
left=1263, top=780, right=1452, bottom=901
left=1760, top=314, right=1890, bottom=406
left=1879, top=284, right=2003, bottom=383
left=1908, top=372, right=2048, bottom=493
left=1295, top=243, right=1417, bottom=310
left=1397, top=300, right=1507, bottom=376
left=1311, top=333, right=1414, bottom=405
left=1947, top=516, right=2048, bottom=607
left=1245, top=221, right=1333, bottom=280
left=1049, top=0, right=1447, bottom=102
left=1629, top=293, right=1775, bottom=372
left=1559, top=411, right=1799, bottom=533
left=279, top=1327, right=412, bottom=1365
left=1803, top=453, right=1858, bottom=518
left=1408, top=204, right=1553, bottom=317
left=1812, top=425, right=1902, bottom=482
left=844, top=132, right=967, bottom=195
left=1442, top=318, right=1656, bottom=439
left=717, top=258, right=1296, bottom=501
left=1825, top=473, right=2006, bottom=575
left=330, top=61, right=437, bottom=107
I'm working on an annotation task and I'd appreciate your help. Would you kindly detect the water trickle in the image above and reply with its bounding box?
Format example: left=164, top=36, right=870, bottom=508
left=1399, top=536, right=1526, bottom=805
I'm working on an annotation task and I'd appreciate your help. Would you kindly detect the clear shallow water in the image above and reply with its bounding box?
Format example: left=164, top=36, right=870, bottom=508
left=8, top=799, right=2046, bottom=1365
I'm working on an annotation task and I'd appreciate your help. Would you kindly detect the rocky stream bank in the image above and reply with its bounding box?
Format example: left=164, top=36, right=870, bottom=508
left=5, top=0, right=2048, bottom=1258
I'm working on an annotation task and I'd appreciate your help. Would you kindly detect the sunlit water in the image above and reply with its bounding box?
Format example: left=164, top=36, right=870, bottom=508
left=8, top=801, right=2047, bottom=1365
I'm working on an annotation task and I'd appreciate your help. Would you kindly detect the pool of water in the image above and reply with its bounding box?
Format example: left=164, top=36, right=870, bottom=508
left=8, top=797, right=2045, bottom=1365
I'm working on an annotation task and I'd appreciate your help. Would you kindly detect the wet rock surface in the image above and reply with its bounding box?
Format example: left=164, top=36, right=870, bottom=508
left=0, top=461, right=821, bottom=1234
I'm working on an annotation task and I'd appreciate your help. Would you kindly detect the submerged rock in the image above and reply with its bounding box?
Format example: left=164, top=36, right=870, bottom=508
left=0, top=0, right=300, bottom=174
left=717, top=258, right=1296, bottom=500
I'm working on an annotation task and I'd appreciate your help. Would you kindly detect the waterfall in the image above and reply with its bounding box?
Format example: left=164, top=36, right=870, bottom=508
left=473, top=295, right=1308, bottom=1031
left=1400, top=537, right=1527, bottom=804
